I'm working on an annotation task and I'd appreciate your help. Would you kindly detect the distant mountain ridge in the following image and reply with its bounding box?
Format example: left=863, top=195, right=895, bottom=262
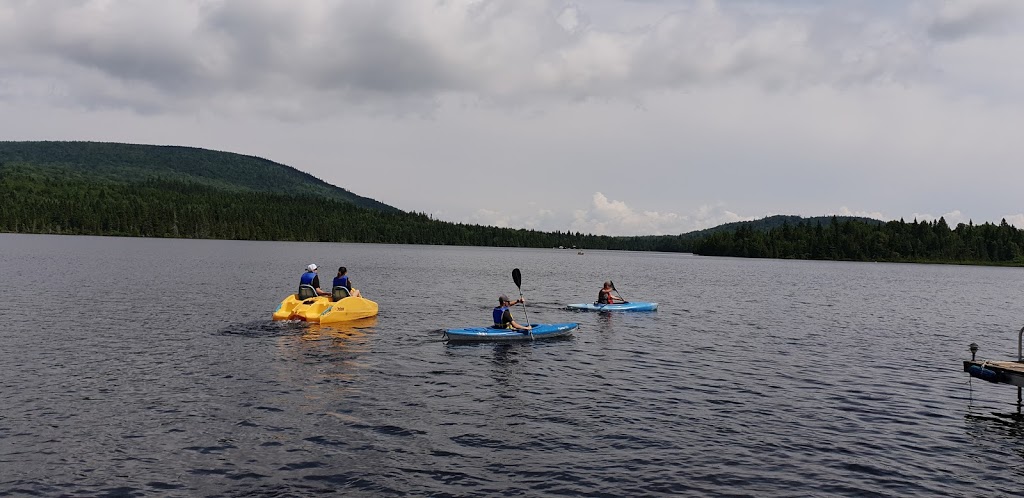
left=617, top=214, right=886, bottom=252
left=0, top=141, right=399, bottom=212
left=7, top=140, right=1018, bottom=267
left=678, top=214, right=884, bottom=239
left=1, top=142, right=887, bottom=237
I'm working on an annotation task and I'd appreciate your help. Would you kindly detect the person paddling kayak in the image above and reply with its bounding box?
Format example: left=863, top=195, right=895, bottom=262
left=493, top=295, right=532, bottom=331
left=597, top=281, right=625, bottom=304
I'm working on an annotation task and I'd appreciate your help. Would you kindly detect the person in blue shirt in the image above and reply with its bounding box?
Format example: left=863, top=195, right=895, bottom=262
left=493, top=295, right=531, bottom=331
left=332, top=266, right=362, bottom=298
left=299, top=264, right=330, bottom=297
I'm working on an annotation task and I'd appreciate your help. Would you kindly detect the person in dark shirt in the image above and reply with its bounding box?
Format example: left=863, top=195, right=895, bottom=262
left=492, top=294, right=531, bottom=331
left=299, top=264, right=330, bottom=297
left=332, top=266, right=362, bottom=298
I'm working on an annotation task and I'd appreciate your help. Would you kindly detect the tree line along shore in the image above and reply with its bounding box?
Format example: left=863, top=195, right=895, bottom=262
left=3, top=167, right=1023, bottom=266
left=2, top=141, right=1023, bottom=266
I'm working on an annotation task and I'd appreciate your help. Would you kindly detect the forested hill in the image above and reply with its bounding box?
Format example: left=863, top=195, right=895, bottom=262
left=613, top=215, right=883, bottom=253
left=2, top=140, right=1023, bottom=265
left=680, top=214, right=882, bottom=239
left=599, top=215, right=1024, bottom=265
left=688, top=216, right=1024, bottom=265
left=0, top=140, right=619, bottom=248
left=0, top=141, right=398, bottom=212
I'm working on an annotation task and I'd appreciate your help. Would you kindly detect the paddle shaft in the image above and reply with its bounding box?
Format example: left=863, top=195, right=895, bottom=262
left=610, top=281, right=628, bottom=303
left=512, top=268, right=532, bottom=329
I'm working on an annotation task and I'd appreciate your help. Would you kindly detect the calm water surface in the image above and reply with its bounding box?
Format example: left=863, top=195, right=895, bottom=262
left=2, top=233, right=1024, bottom=496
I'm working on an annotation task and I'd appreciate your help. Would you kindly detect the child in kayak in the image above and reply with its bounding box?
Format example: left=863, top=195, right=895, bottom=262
left=597, top=281, right=625, bottom=304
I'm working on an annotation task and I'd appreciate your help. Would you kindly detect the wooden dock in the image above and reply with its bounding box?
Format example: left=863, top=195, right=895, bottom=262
left=964, top=360, right=1024, bottom=387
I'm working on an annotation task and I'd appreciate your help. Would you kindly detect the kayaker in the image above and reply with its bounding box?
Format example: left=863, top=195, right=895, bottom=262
left=493, top=295, right=532, bottom=331
left=299, top=264, right=330, bottom=297
left=332, top=266, right=362, bottom=298
left=597, top=281, right=625, bottom=304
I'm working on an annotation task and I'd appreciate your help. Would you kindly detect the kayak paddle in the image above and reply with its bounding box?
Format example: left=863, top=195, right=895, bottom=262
left=610, top=280, right=629, bottom=304
left=511, top=268, right=533, bottom=336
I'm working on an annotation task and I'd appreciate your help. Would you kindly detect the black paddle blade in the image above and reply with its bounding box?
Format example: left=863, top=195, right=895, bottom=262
left=512, top=268, right=522, bottom=288
left=610, top=280, right=617, bottom=291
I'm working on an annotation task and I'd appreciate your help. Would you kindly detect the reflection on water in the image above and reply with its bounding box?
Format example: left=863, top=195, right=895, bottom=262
left=595, top=310, right=619, bottom=333
left=303, top=316, right=378, bottom=343
left=275, top=317, right=379, bottom=380
left=488, top=343, right=532, bottom=397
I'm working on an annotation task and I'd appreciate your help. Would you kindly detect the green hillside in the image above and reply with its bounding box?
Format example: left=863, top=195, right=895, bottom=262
left=689, top=216, right=1024, bottom=265
left=618, top=215, right=882, bottom=252
left=0, top=141, right=398, bottom=212
left=0, top=141, right=617, bottom=248
left=2, top=140, right=1022, bottom=266
left=678, top=214, right=883, bottom=239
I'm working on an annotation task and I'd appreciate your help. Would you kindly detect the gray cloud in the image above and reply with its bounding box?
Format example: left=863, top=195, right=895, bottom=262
left=3, top=1, right=1024, bottom=235
left=926, top=0, right=1024, bottom=41
left=0, top=0, right=965, bottom=118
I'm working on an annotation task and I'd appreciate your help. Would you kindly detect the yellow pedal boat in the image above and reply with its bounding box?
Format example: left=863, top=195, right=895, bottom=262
left=273, top=285, right=379, bottom=324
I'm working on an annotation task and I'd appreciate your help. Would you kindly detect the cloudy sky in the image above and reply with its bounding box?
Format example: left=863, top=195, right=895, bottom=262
left=2, top=0, right=1023, bottom=235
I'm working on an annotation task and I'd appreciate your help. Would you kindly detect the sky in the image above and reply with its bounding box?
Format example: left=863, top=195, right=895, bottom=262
left=2, top=0, right=1023, bottom=236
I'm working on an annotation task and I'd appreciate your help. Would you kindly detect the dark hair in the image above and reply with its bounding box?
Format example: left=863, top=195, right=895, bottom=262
left=338, top=266, right=347, bottom=274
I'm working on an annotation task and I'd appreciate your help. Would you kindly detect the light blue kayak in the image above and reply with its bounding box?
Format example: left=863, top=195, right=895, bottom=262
left=444, top=322, right=578, bottom=342
left=566, top=301, right=658, bottom=312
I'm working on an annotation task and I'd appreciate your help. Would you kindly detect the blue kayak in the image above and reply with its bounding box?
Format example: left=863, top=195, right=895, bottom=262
left=566, top=301, right=658, bottom=312
left=444, top=322, right=578, bottom=342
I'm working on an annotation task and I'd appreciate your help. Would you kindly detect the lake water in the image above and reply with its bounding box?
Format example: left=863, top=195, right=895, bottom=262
left=2, top=233, right=1024, bottom=496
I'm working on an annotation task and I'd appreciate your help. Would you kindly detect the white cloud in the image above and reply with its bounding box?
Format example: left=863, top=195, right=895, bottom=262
left=830, top=207, right=887, bottom=221
left=908, top=210, right=967, bottom=226
left=555, top=6, right=582, bottom=33
left=470, top=208, right=510, bottom=229
left=565, top=193, right=757, bottom=236
left=690, top=203, right=754, bottom=231
left=1002, top=214, right=1024, bottom=229
left=469, top=206, right=557, bottom=232
left=569, top=192, right=681, bottom=236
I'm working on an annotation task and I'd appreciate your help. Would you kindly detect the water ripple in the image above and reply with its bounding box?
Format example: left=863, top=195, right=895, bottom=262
left=3, top=236, right=1024, bottom=496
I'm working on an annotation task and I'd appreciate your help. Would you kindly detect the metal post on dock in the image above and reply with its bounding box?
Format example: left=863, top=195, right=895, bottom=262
left=963, top=328, right=1024, bottom=415
left=1019, top=325, right=1024, bottom=363
left=1018, top=325, right=1024, bottom=416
